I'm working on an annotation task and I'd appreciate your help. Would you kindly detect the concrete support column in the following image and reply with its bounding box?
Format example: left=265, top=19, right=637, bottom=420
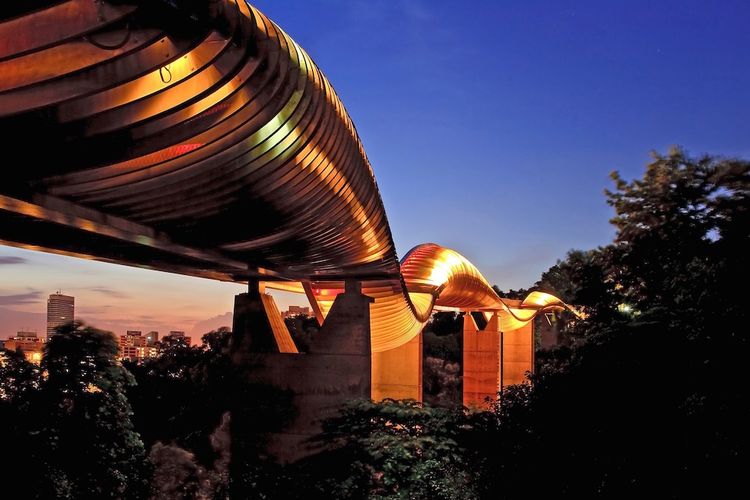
left=372, top=332, right=423, bottom=401
left=462, top=312, right=501, bottom=408
left=231, top=280, right=297, bottom=356
left=231, top=280, right=272, bottom=354
left=231, top=279, right=373, bottom=467
left=501, top=322, right=534, bottom=387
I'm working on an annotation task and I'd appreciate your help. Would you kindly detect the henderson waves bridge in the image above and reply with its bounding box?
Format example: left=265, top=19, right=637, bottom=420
left=0, top=0, right=575, bottom=449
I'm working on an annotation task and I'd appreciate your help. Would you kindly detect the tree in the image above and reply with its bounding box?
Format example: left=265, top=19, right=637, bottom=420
left=0, top=347, right=40, bottom=403
left=603, top=148, right=748, bottom=493
left=423, top=311, right=463, bottom=337
left=38, top=321, right=150, bottom=499
left=0, top=348, right=43, bottom=487
left=477, top=148, right=749, bottom=498
left=124, top=327, right=297, bottom=497
left=532, top=246, right=624, bottom=372
left=537, top=248, right=620, bottom=317
left=491, top=286, right=530, bottom=300
left=149, top=412, right=231, bottom=500
left=422, top=312, right=464, bottom=407
left=126, top=329, right=232, bottom=468
left=605, top=148, right=748, bottom=316
left=284, top=314, right=320, bottom=352
left=307, top=399, right=477, bottom=499
left=423, top=356, right=461, bottom=408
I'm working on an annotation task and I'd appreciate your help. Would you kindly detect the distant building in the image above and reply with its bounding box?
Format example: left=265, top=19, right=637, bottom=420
left=282, top=305, right=312, bottom=319
left=119, top=330, right=158, bottom=362
left=166, top=330, right=192, bottom=345
left=4, top=331, right=44, bottom=364
left=146, top=331, right=159, bottom=345
left=120, top=331, right=145, bottom=360
left=47, top=292, right=74, bottom=339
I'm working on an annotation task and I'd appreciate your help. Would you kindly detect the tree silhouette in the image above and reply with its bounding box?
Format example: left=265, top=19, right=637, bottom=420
left=38, top=321, right=150, bottom=499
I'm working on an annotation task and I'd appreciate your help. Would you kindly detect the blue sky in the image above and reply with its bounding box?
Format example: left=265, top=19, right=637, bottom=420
left=253, top=0, right=749, bottom=284
left=1, top=0, right=748, bottom=337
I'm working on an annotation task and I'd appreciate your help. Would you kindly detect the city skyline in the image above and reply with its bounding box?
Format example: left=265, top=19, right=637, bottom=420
left=0, top=254, right=248, bottom=339
left=0, top=258, right=323, bottom=340
left=1, top=0, right=748, bottom=339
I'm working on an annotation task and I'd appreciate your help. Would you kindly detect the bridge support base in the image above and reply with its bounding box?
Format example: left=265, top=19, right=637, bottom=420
left=230, top=280, right=372, bottom=468
left=501, top=322, right=534, bottom=387
left=463, top=312, right=501, bottom=408
left=372, top=332, right=423, bottom=401
left=462, top=308, right=535, bottom=408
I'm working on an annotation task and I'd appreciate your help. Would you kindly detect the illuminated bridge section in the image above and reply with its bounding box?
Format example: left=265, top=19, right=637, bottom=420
left=0, top=1, right=574, bottom=355
left=267, top=243, right=573, bottom=352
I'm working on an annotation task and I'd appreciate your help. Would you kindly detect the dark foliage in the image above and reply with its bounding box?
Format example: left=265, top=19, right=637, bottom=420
left=422, top=312, right=463, bottom=407
left=473, top=148, right=749, bottom=497
left=284, top=314, right=320, bottom=352
left=300, top=399, right=477, bottom=499
left=0, top=348, right=43, bottom=494
left=1, top=322, right=150, bottom=499
left=491, top=286, right=530, bottom=300
left=125, top=328, right=234, bottom=468
left=126, top=327, right=296, bottom=498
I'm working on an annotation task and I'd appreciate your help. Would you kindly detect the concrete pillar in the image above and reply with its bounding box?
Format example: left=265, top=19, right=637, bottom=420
left=231, top=280, right=273, bottom=354
left=462, top=312, right=501, bottom=408
left=231, top=280, right=297, bottom=355
left=372, top=332, right=423, bottom=401
left=230, top=279, right=373, bottom=468
left=307, top=279, right=371, bottom=356
left=501, top=322, right=534, bottom=387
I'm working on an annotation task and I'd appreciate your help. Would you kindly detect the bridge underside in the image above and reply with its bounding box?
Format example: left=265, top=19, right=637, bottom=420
left=0, top=194, right=259, bottom=282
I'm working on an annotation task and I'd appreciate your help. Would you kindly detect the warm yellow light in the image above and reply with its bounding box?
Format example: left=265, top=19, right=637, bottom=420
left=426, top=249, right=462, bottom=287
left=264, top=243, right=578, bottom=352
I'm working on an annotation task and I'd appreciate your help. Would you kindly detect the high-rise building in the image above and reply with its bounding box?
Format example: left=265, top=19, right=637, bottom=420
left=47, top=292, right=74, bottom=339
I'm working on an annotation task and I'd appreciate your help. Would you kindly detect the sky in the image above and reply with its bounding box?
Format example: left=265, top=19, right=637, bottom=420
left=1, top=0, right=748, bottom=339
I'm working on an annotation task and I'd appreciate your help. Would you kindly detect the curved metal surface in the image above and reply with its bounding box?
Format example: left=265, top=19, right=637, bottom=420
left=274, top=243, right=574, bottom=351
left=0, top=1, right=574, bottom=352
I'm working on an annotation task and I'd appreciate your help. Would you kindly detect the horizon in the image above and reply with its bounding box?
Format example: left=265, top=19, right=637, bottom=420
left=2, top=0, right=748, bottom=339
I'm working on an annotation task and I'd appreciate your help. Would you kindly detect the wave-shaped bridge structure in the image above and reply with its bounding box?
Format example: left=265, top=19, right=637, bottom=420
left=0, top=1, right=574, bottom=404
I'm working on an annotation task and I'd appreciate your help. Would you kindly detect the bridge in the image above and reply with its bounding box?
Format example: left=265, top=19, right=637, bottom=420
left=0, top=0, right=574, bottom=457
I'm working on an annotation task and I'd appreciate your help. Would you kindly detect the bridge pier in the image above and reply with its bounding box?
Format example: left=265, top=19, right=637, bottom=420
left=462, top=312, right=501, bottom=408
left=231, top=280, right=298, bottom=355
left=230, top=280, right=372, bottom=469
left=462, top=309, right=535, bottom=408
left=501, top=322, right=534, bottom=387
left=372, top=332, right=423, bottom=401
